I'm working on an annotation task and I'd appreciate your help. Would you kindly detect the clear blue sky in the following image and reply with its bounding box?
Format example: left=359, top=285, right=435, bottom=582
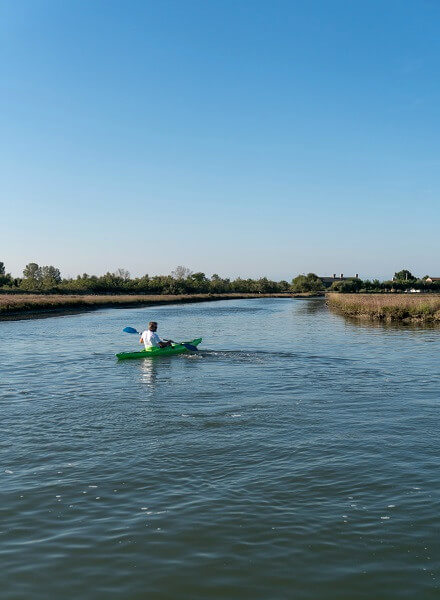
left=1, top=0, right=439, bottom=280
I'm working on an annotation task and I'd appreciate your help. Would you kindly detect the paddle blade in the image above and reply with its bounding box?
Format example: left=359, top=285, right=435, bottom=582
left=182, top=343, right=198, bottom=352
left=123, top=327, right=140, bottom=334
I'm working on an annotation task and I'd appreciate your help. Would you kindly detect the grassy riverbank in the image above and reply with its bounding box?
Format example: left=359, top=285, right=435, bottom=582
left=0, top=292, right=323, bottom=320
left=327, top=293, right=440, bottom=322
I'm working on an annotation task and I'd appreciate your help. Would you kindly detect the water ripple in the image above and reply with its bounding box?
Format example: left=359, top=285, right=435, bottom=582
left=1, top=298, right=439, bottom=599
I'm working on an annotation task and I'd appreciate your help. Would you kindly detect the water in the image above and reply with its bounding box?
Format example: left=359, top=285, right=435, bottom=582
left=1, top=298, right=439, bottom=599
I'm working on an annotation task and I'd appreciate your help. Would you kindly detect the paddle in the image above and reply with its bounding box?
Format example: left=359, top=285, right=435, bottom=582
left=122, top=327, right=198, bottom=351
left=123, top=327, right=141, bottom=334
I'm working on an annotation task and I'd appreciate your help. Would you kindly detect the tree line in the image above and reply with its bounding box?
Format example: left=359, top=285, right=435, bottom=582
left=0, top=263, right=290, bottom=294
left=1, top=262, right=438, bottom=295
left=291, top=269, right=440, bottom=293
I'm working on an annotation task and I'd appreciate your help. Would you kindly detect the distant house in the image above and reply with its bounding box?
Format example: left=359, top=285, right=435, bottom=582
left=319, top=273, right=359, bottom=288
left=425, top=277, right=440, bottom=283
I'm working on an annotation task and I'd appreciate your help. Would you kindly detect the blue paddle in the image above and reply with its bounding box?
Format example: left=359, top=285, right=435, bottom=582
left=122, top=327, right=198, bottom=351
left=123, top=327, right=141, bottom=334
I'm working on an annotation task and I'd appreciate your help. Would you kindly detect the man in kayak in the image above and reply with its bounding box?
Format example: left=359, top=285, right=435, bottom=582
left=140, top=321, right=174, bottom=349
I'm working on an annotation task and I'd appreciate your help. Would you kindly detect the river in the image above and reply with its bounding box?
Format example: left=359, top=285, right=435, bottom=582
left=1, top=298, right=439, bottom=599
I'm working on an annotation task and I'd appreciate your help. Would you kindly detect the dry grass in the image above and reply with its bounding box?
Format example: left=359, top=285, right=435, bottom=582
left=0, top=292, right=314, bottom=318
left=0, top=293, right=215, bottom=314
left=327, top=293, right=440, bottom=322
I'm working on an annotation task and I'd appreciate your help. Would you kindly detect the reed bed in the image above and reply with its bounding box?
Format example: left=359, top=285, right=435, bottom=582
left=327, top=293, right=440, bottom=322
left=0, top=292, right=310, bottom=319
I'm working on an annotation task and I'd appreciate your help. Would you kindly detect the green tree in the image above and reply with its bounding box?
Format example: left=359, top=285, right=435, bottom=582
left=134, top=274, right=150, bottom=293
left=330, top=278, right=363, bottom=293
left=41, top=266, right=62, bottom=288
left=210, top=274, right=229, bottom=293
left=0, top=262, right=14, bottom=287
left=291, top=273, right=324, bottom=293
left=188, top=272, right=209, bottom=292
left=21, top=263, right=42, bottom=290
left=394, top=269, right=415, bottom=281
left=190, top=272, right=207, bottom=283
left=254, top=277, right=280, bottom=293
left=23, top=262, right=42, bottom=280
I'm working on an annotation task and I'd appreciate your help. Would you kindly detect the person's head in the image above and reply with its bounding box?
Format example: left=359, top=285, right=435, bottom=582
left=148, top=321, right=158, bottom=331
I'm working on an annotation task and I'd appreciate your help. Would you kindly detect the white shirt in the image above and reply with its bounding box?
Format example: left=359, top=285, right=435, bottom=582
left=141, top=330, right=162, bottom=349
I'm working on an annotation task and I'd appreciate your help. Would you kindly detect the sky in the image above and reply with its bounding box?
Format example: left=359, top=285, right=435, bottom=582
left=1, top=0, right=439, bottom=281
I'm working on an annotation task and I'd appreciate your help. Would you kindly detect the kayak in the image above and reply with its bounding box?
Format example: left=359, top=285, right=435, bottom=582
left=116, top=338, right=202, bottom=360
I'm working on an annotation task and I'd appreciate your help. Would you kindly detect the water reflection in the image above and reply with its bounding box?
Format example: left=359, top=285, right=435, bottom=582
left=139, top=359, right=159, bottom=388
left=330, top=311, right=440, bottom=331
left=295, top=298, right=327, bottom=315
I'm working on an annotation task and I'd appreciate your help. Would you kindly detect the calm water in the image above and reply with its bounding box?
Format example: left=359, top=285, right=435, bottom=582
left=1, top=298, right=439, bottom=599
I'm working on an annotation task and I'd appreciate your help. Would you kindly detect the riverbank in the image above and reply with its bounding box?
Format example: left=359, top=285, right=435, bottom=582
left=327, top=292, right=440, bottom=322
left=0, top=292, right=323, bottom=320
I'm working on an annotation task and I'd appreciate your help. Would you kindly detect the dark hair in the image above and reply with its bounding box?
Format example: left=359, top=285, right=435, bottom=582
left=148, top=321, right=157, bottom=329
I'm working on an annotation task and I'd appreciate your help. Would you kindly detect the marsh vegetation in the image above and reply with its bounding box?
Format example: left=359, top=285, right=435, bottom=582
left=327, top=293, right=440, bottom=322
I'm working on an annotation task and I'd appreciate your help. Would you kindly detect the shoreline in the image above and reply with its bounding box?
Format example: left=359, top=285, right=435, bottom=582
left=0, top=292, right=324, bottom=321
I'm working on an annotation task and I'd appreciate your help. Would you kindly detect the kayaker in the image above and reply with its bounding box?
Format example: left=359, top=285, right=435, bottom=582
left=140, top=321, right=174, bottom=349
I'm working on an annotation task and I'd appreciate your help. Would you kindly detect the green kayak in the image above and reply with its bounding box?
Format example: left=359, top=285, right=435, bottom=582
left=116, top=338, right=202, bottom=360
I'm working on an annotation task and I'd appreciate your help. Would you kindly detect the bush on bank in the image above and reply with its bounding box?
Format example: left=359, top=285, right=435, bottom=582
left=291, top=273, right=324, bottom=293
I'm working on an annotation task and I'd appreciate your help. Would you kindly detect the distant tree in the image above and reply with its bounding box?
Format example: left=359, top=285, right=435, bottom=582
left=187, top=272, right=209, bottom=292
left=0, top=262, right=13, bottom=288
left=330, top=278, right=363, bottom=293
left=21, top=263, right=43, bottom=290
left=190, top=272, right=207, bottom=282
left=381, top=280, right=394, bottom=291
left=98, top=272, right=125, bottom=292
left=114, top=268, right=130, bottom=281
left=171, top=266, right=193, bottom=279
left=41, top=265, right=62, bottom=287
left=210, top=274, right=230, bottom=293
left=133, top=274, right=150, bottom=294
left=254, top=277, right=276, bottom=293
left=394, top=269, right=416, bottom=281
left=291, top=273, right=324, bottom=293
left=148, top=275, right=174, bottom=294
left=23, top=262, right=42, bottom=280
left=62, top=273, right=99, bottom=293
